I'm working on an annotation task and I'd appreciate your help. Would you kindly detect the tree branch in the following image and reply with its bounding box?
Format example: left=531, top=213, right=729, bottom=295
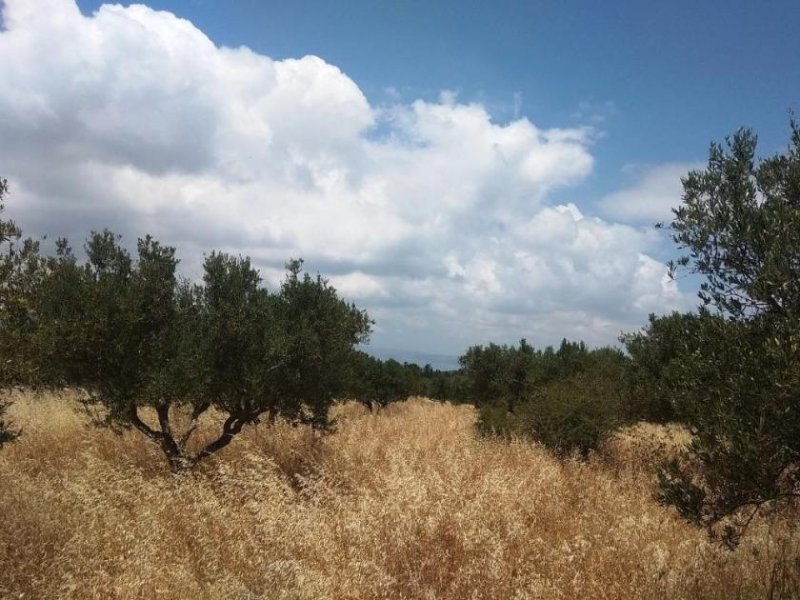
left=155, top=403, right=173, bottom=438
left=190, top=411, right=258, bottom=465
left=128, top=405, right=162, bottom=442
left=179, top=401, right=211, bottom=447
left=154, top=402, right=186, bottom=467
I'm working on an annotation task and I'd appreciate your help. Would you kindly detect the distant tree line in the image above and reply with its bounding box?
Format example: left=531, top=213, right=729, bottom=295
left=349, top=352, right=468, bottom=410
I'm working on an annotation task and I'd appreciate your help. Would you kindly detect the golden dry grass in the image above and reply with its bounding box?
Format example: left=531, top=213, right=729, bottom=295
left=1, top=391, right=799, bottom=599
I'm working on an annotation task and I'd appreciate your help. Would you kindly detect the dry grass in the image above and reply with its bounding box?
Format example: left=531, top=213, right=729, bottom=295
left=598, top=421, right=693, bottom=476
left=1, top=391, right=799, bottom=599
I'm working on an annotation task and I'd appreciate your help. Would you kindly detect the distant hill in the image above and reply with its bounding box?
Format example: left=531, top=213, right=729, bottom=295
left=364, top=347, right=460, bottom=372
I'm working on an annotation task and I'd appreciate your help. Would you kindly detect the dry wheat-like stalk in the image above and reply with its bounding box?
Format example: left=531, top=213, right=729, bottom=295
left=1, top=391, right=798, bottom=599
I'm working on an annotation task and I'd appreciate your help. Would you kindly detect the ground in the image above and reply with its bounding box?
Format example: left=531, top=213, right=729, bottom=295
left=1, top=391, right=798, bottom=599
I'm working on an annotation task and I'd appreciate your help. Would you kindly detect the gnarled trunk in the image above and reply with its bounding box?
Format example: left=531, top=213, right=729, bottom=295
left=128, top=403, right=258, bottom=472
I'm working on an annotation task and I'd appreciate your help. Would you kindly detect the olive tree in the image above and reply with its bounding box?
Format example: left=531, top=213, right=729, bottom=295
left=0, top=177, right=28, bottom=447
left=656, top=121, right=800, bottom=547
left=36, top=232, right=371, bottom=471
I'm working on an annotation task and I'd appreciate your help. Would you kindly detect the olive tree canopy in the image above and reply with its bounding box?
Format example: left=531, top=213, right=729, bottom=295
left=656, top=121, right=800, bottom=547
left=32, top=232, right=371, bottom=471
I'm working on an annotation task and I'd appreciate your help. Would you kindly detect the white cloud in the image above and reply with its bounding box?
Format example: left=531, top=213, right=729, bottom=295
left=599, top=162, right=703, bottom=223
left=328, top=272, right=387, bottom=300
left=0, top=0, right=692, bottom=355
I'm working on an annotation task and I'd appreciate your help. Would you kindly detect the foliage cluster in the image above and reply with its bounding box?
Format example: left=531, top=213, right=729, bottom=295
left=0, top=177, right=23, bottom=447
left=643, top=123, right=800, bottom=547
left=0, top=213, right=371, bottom=470
left=621, top=311, right=707, bottom=423
left=462, top=338, right=632, bottom=457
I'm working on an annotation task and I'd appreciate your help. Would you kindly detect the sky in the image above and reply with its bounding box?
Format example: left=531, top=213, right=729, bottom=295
left=1, top=0, right=798, bottom=367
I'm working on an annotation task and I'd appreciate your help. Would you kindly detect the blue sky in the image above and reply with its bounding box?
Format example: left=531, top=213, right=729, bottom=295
left=2, top=0, right=799, bottom=366
left=75, top=0, right=800, bottom=188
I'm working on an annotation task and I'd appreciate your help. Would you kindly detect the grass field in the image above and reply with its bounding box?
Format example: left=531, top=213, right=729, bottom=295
left=1, top=391, right=799, bottom=599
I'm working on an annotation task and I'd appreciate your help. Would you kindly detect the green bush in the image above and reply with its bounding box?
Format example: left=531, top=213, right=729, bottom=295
left=522, top=375, right=622, bottom=458
left=621, top=311, right=709, bottom=423
left=466, top=338, right=631, bottom=457
left=477, top=356, right=626, bottom=458
left=475, top=403, right=518, bottom=438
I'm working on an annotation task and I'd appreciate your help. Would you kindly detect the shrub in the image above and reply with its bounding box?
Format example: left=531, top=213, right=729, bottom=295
left=521, top=374, right=623, bottom=458
left=621, top=311, right=709, bottom=423
left=476, top=348, right=628, bottom=458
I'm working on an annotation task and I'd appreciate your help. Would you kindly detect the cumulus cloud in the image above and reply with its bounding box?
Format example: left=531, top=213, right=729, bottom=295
left=0, top=0, right=692, bottom=355
left=599, top=162, right=703, bottom=223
